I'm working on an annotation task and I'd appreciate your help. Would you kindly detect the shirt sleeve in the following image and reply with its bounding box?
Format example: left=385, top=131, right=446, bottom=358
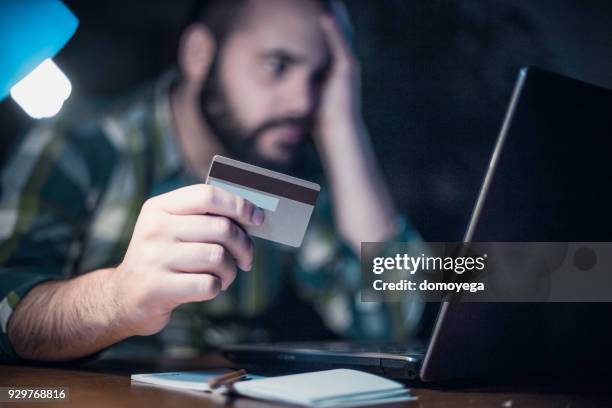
left=293, top=189, right=427, bottom=342
left=0, top=121, right=111, bottom=362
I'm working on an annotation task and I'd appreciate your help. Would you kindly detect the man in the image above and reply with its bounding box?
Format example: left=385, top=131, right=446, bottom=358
left=0, top=0, right=420, bottom=362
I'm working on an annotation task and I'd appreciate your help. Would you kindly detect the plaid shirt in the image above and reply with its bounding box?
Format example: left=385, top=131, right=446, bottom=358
left=0, top=73, right=422, bottom=362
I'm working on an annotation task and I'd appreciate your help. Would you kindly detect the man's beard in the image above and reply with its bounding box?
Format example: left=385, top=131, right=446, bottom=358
left=199, top=56, right=321, bottom=177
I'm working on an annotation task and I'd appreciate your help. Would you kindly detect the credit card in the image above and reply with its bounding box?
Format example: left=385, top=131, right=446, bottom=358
left=206, top=155, right=320, bottom=247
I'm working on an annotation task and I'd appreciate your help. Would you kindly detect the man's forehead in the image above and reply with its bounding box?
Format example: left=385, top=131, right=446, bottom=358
left=236, top=0, right=328, bottom=64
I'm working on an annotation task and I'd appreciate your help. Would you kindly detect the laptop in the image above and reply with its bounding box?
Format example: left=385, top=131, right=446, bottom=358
left=222, top=67, right=612, bottom=381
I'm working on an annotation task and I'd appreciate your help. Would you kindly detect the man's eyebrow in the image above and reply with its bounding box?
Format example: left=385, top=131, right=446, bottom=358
left=259, top=49, right=305, bottom=64
left=259, top=49, right=331, bottom=75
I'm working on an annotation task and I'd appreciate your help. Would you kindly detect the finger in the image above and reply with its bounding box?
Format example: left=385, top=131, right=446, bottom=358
left=171, top=214, right=254, bottom=271
left=166, top=242, right=238, bottom=290
left=329, top=0, right=355, bottom=42
left=165, top=273, right=222, bottom=304
left=150, top=184, right=265, bottom=227
left=320, top=14, right=354, bottom=69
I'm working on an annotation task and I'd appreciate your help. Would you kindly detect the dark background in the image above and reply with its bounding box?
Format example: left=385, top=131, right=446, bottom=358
left=2, top=0, right=611, bottom=241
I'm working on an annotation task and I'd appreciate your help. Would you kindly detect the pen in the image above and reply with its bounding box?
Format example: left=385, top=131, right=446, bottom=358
left=207, top=369, right=248, bottom=390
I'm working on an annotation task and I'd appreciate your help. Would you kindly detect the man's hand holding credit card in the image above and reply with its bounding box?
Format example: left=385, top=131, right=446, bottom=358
left=105, top=157, right=318, bottom=339
left=101, top=180, right=267, bottom=338
left=206, top=155, right=320, bottom=247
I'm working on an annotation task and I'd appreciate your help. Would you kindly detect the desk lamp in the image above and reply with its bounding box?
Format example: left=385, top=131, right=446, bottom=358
left=0, top=0, right=78, bottom=119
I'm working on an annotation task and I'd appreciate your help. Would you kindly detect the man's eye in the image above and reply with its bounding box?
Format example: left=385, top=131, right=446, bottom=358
left=264, top=58, right=289, bottom=78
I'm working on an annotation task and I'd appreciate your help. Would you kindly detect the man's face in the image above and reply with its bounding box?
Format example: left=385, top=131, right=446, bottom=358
left=200, top=0, right=330, bottom=169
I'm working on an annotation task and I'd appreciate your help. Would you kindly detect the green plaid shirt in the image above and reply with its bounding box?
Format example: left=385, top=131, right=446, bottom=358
left=0, top=73, right=422, bottom=362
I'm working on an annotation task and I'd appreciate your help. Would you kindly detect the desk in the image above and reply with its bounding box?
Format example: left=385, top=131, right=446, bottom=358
left=1, top=355, right=611, bottom=407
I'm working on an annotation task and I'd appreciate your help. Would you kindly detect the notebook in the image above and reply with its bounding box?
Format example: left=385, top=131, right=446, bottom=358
left=131, top=368, right=416, bottom=407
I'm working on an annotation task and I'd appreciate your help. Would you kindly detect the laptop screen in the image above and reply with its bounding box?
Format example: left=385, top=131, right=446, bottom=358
left=422, top=68, right=612, bottom=381
left=468, top=67, right=612, bottom=242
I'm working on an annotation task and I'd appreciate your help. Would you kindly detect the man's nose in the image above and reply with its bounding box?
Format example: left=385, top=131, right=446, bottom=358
left=281, top=79, right=315, bottom=117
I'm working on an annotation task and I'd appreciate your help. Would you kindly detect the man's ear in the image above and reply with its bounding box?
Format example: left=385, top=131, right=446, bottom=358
left=178, top=23, right=216, bottom=88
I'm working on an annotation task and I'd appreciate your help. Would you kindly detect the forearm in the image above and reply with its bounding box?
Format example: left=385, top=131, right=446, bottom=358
left=317, top=118, right=400, bottom=252
left=6, top=268, right=131, bottom=362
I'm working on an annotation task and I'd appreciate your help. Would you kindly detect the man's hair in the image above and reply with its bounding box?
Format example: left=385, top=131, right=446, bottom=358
left=185, top=0, right=249, bottom=45
left=185, top=0, right=334, bottom=45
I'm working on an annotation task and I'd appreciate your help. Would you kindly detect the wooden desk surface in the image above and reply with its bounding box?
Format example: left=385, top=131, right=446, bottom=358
left=1, top=355, right=611, bottom=407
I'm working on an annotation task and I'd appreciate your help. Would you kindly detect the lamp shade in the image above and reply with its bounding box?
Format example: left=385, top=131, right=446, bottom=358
left=0, top=0, right=78, bottom=100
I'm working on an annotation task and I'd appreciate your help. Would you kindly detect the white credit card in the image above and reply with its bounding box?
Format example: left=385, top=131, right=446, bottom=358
left=206, top=155, right=320, bottom=247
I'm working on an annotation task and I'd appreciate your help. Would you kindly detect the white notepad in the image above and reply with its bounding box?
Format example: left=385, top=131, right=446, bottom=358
left=233, top=369, right=416, bottom=407
left=131, top=369, right=416, bottom=407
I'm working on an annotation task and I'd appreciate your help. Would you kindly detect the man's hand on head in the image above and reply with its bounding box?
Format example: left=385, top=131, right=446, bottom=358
left=315, top=4, right=363, bottom=142
left=311, top=3, right=401, bottom=252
